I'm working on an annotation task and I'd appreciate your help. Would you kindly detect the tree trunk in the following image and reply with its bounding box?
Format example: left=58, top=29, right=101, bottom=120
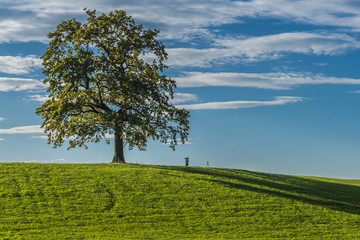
left=112, top=129, right=126, bottom=163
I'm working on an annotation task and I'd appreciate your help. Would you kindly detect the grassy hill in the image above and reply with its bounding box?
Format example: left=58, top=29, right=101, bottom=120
left=1, top=163, right=360, bottom=239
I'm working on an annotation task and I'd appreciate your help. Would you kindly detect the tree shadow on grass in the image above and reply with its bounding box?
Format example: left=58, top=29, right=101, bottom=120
left=158, top=166, right=360, bottom=215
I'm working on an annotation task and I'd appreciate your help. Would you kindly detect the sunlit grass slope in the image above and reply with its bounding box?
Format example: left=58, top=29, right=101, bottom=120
left=1, top=163, right=360, bottom=239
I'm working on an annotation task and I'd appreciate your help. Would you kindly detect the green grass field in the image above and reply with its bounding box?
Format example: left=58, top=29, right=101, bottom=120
left=1, top=163, right=360, bottom=239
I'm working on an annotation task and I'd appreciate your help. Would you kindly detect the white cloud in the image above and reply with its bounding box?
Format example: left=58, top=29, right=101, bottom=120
left=0, top=0, right=242, bottom=43
left=0, top=55, right=42, bottom=74
left=0, top=18, right=50, bottom=43
left=165, top=138, right=193, bottom=145
left=0, top=138, right=4, bottom=141
left=167, top=32, right=360, bottom=67
left=216, top=32, right=359, bottom=58
left=0, top=125, right=43, bottom=134
left=234, top=0, right=360, bottom=31
left=177, top=96, right=304, bottom=110
left=0, top=118, right=5, bottom=122
left=167, top=48, right=220, bottom=67
left=171, top=93, right=198, bottom=104
left=52, top=158, right=66, bottom=161
left=175, top=72, right=360, bottom=90
left=31, top=135, right=48, bottom=139
left=0, top=77, right=44, bottom=91
left=27, top=158, right=67, bottom=163
left=3, top=0, right=360, bottom=43
left=28, top=94, right=49, bottom=102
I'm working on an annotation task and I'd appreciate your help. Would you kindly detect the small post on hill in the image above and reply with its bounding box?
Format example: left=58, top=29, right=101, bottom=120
left=185, top=157, right=189, bottom=166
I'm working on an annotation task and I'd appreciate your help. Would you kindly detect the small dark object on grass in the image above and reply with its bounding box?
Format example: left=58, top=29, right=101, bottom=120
left=185, top=157, right=189, bottom=166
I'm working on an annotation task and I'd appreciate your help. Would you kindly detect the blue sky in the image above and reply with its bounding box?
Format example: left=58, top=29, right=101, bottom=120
left=1, top=0, right=360, bottom=178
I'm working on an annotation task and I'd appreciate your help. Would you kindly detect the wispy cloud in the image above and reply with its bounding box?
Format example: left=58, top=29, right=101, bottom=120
left=0, top=55, right=42, bottom=74
left=177, top=96, right=304, bottom=110
left=0, top=77, right=44, bottom=91
left=1, top=0, right=243, bottom=42
left=47, top=158, right=66, bottom=162
left=167, top=32, right=360, bottom=67
left=165, top=138, right=193, bottom=145
left=2, top=0, right=360, bottom=43
left=28, top=94, right=49, bottom=102
left=175, top=72, right=360, bottom=90
left=0, top=125, right=43, bottom=134
left=215, top=32, right=359, bottom=59
left=0, top=18, right=50, bottom=43
left=171, top=93, right=198, bottom=104
left=26, top=158, right=68, bottom=163
left=0, top=118, right=5, bottom=122
left=31, top=135, right=48, bottom=139
left=234, top=0, right=360, bottom=31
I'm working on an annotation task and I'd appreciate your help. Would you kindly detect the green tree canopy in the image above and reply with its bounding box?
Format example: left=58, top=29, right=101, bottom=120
left=36, top=9, right=190, bottom=163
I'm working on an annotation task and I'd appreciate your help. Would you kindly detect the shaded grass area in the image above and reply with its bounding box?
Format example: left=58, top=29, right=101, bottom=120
left=0, top=163, right=360, bottom=239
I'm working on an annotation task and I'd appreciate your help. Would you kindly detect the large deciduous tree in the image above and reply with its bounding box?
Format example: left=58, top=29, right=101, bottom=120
left=36, top=9, right=190, bottom=163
